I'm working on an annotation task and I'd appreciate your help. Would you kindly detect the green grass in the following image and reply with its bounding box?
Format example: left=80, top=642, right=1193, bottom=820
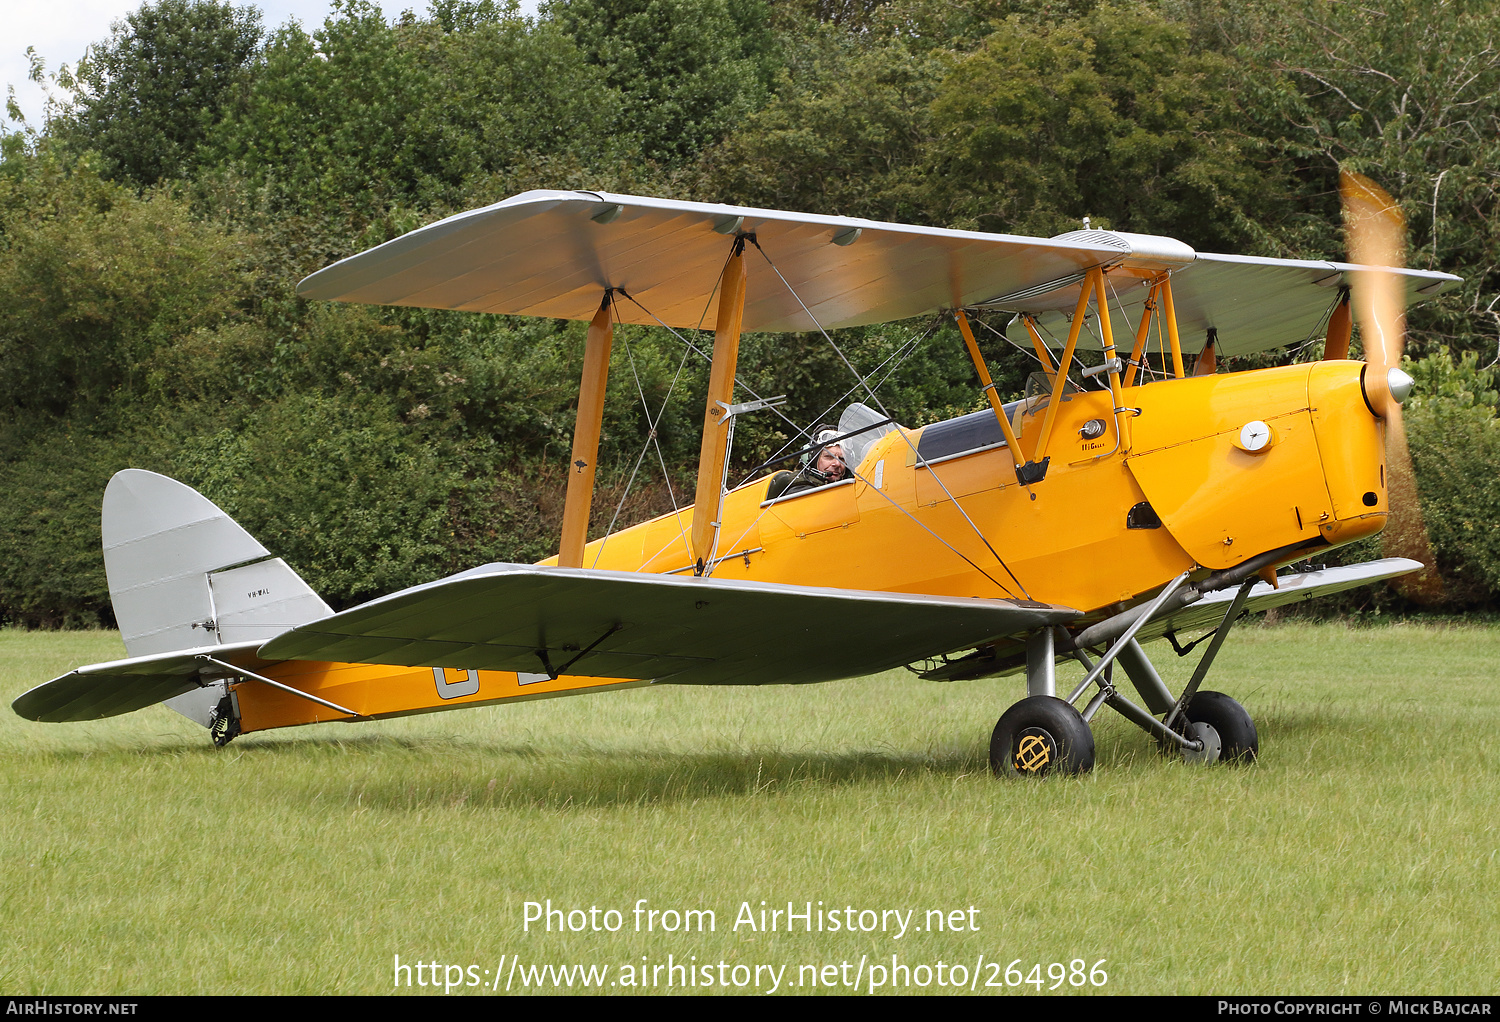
left=2, top=623, right=1497, bottom=995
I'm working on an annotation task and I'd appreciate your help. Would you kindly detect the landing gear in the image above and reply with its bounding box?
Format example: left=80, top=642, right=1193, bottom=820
left=987, top=574, right=1263, bottom=777
left=208, top=694, right=241, bottom=748
left=990, top=696, right=1095, bottom=777
left=1175, top=690, right=1258, bottom=764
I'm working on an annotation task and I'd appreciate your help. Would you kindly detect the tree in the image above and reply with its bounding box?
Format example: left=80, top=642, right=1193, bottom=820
left=0, top=155, right=250, bottom=417
left=1405, top=351, right=1500, bottom=604
left=926, top=6, right=1272, bottom=245
left=204, top=1, right=631, bottom=218
left=58, top=0, right=262, bottom=185
left=548, top=0, right=780, bottom=161
left=1190, top=0, right=1500, bottom=358
left=700, top=32, right=950, bottom=223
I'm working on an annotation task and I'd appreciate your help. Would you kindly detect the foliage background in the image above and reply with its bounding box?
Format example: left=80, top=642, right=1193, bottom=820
left=2, top=0, right=1498, bottom=625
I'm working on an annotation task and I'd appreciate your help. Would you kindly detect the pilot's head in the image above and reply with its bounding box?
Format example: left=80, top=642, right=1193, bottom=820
left=810, top=427, right=847, bottom=482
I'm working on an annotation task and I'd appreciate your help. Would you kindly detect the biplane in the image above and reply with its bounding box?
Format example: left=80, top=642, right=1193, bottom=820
left=13, top=175, right=1461, bottom=776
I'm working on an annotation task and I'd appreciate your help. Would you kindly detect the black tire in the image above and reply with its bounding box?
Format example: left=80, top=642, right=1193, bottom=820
left=1182, top=690, right=1258, bottom=764
left=990, top=696, right=1095, bottom=777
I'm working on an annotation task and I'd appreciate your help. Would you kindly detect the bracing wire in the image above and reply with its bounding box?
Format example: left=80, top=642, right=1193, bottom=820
left=704, top=323, right=936, bottom=576
left=972, top=314, right=1084, bottom=392
left=1104, top=276, right=1142, bottom=372
left=614, top=282, right=885, bottom=575
left=619, top=284, right=834, bottom=573
left=732, top=317, right=939, bottom=490
left=746, top=237, right=1030, bottom=599
left=591, top=294, right=697, bottom=568
left=618, top=289, right=813, bottom=447
left=844, top=462, right=1013, bottom=592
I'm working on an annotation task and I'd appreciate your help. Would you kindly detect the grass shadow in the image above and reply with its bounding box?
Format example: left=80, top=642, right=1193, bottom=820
left=309, top=743, right=992, bottom=810
left=18, top=704, right=1337, bottom=811
left=167, top=729, right=998, bottom=808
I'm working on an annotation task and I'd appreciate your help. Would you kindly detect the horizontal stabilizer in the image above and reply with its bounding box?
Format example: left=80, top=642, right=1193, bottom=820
left=1137, top=558, right=1423, bottom=642
left=12, top=641, right=266, bottom=723
left=259, top=564, right=1081, bottom=686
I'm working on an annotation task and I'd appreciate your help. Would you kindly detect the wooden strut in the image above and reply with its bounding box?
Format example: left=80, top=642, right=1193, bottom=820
left=1022, top=314, right=1056, bottom=380
left=1090, top=265, right=1133, bottom=453
left=1033, top=278, right=1097, bottom=463
left=691, top=238, right=749, bottom=574
left=1159, top=275, right=1186, bottom=379
left=1324, top=289, right=1352, bottom=360
left=558, top=292, right=615, bottom=569
left=1195, top=328, right=1218, bottom=376
left=1123, top=280, right=1161, bottom=388
left=955, top=309, right=1027, bottom=476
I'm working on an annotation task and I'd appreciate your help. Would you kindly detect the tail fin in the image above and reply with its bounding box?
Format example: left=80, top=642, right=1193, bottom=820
left=102, top=469, right=331, bottom=726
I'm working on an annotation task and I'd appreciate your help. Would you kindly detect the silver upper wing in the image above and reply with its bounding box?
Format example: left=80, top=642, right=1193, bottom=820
left=299, top=190, right=1460, bottom=355
left=297, top=190, right=1129, bottom=332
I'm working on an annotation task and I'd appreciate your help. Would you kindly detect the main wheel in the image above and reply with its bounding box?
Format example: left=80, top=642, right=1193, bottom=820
left=990, top=696, right=1095, bottom=777
left=1179, top=690, right=1258, bottom=764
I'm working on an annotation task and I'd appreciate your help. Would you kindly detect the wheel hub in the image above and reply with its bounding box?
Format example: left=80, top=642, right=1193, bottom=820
left=1013, top=727, right=1057, bottom=774
left=1179, top=721, right=1222, bottom=764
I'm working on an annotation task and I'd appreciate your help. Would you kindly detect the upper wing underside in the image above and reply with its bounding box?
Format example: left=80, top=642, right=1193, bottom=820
left=297, top=190, right=1120, bottom=333
left=299, top=190, right=1459, bottom=356
left=259, top=563, right=1081, bottom=687
left=998, top=252, right=1461, bottom=359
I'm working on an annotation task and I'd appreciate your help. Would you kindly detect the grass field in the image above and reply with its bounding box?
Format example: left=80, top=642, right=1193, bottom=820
left=2, top=623, right=1497, bottom=995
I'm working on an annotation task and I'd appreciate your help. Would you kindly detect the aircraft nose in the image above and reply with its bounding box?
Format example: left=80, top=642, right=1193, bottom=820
left=1361, top=365, right=1416, bottom=415
left=1387, top=367, right=1415, bottom=405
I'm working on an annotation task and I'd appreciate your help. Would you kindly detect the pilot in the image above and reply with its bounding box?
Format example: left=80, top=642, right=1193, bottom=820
left=767, top=426, right=849, bottom=499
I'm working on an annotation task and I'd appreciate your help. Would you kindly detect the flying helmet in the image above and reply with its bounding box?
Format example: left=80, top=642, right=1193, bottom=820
left=802, top=424, right=847, bottom=479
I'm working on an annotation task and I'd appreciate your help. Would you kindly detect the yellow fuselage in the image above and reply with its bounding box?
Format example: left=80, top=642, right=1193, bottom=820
left=235, top=361, right=1387, bottom=735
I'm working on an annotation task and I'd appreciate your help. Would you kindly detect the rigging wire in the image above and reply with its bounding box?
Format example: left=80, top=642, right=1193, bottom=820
left=613, top=239, right=1037, bottom=596
left=972, top=314, right=1084, bottom=391
left=618, top=289, right=814, bottom=448
left=843, top=462, right=1013, bottom=593
left=717, top=419, right=1020, bottom=592
left=1103, top=275, right=1149, bottom=379
left=1146, top=287, right=1165, bottom=383
left=617, top=285, right=834, bottom=575
left=1107, top=275, right=1175, bottom=383
left=590, top=293, right=697, bottom=569
left=1286, top=290, right=1345, bottom=363
left=1027, top=315, right=1093, bottom=388
left=614, top=285, right=919, bottom=576
left=746, top=236, right=1030, bottom=600
left=731, top=317, right=939, bottom=490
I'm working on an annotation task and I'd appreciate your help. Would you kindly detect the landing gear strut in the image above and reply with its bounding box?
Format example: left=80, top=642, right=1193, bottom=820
left=989, top=576, right=1260, bottom=777
left=208, top=694, right=241, bottom=748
